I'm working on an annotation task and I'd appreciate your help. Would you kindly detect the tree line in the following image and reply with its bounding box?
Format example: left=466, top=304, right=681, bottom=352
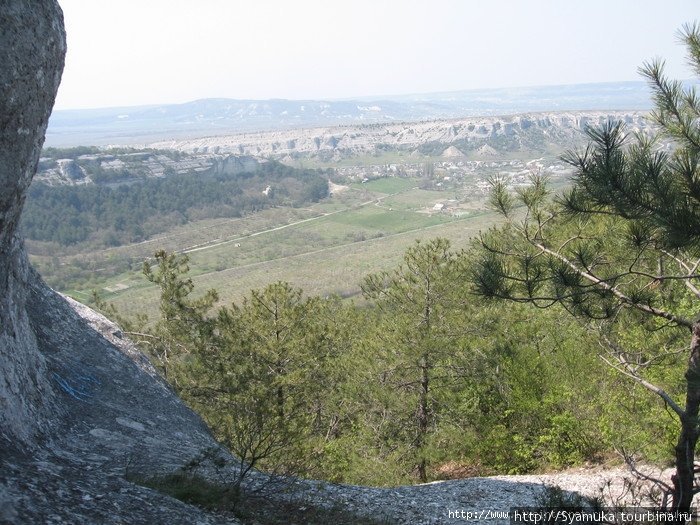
left=111, top=240, right=676, bottom=490
left=22, top=161, right=329, bottom=246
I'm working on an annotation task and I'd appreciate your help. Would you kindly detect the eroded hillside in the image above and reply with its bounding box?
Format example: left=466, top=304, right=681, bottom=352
left=151, top=111, right=648, bottom=162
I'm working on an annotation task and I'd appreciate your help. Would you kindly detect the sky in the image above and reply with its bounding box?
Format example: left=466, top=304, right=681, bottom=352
left=54, top=0, right=699, bottom=110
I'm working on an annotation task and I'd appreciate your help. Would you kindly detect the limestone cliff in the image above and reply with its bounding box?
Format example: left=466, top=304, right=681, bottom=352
left=151, top=111, right=648, bottom=162
left=0, top=3, right=239, bottom=523
left=1, top=0, right=66, bottom=449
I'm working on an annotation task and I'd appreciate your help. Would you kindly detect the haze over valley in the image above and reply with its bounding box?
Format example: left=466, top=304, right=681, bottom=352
left=45, top=81, right=652, bottom=146
left=29, top=92, right=651, bottom=317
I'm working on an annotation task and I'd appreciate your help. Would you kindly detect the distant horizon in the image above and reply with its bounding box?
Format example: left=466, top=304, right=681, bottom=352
left=54, top=0, right=697, bottom=111
left=52, top=79, right=654, bottom=113
left=46, top=80, right=656, bottom=148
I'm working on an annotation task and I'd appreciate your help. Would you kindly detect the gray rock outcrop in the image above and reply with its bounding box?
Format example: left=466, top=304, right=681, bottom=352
left=1, top=0, right=66, bottom=448
left=0, top=3, right=238, bottom=523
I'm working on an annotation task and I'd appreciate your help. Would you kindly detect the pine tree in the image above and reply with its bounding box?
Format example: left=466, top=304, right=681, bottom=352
left=362, top=238, right=466, bottom=482
left=142, top=250, right=217, bottom=382
left=472, top=24, right=700, bottom=512
left=193, top=282, right=340, bottom=483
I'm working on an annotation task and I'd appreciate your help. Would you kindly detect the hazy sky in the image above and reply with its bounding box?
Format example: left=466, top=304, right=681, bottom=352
left=55, top=0, right=698, bottom=110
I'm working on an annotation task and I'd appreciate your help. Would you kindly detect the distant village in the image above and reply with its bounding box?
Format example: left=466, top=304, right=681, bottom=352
left=333, top=156, right=575, bottom=214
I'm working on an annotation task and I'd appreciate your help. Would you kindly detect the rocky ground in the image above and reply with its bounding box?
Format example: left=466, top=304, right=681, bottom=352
left=240, top=466, right=665, bottom=525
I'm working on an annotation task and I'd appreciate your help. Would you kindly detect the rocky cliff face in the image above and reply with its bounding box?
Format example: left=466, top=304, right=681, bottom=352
left=0, top=4, right=239, bottom=523
left=0, top=0, right=66, bottom=448
left=35, top=149, right=262, bottom=187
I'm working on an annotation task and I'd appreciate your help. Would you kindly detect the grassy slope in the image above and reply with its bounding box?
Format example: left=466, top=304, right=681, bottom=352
left=42, top=178, right=502, bottom=320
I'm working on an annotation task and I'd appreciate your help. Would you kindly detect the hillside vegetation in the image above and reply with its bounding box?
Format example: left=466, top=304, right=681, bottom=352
left=22, top=159, right=329, bottom=246
left=89, top=31, right=700, bottom=500
left=108, top=242, right=678, bottom=489
left=29, top=89, right=694, bottom=500
left=25, top=134, right=575, bottom=314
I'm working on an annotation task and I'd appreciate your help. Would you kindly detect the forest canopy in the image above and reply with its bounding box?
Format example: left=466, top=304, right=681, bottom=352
left=21, top=160, right=329, bottom=246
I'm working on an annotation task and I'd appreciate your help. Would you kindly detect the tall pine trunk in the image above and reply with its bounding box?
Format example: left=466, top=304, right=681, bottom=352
left=417, top=353, right=429, bottom=483
left=672, top=322, right=700, bottom=515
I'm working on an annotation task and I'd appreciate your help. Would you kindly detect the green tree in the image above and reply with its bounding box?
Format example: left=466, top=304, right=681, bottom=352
left=140, top=254, right=347, bottom=486
left=471, top=24, right=700, bottom=512
left=188, top=281, right=341, bottom=486
left=141, top=250, right=217, bottom=381
left=362, top=238, right=467, bottom=482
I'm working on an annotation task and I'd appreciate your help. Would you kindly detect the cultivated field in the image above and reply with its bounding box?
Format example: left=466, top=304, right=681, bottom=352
left=33, top=177, right=503, bottom=321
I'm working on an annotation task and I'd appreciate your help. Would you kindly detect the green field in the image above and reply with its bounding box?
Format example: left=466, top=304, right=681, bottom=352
left=35, top=182, right=503, bottom=321
left=101, top=209, right=501, bottom=321
left=350, top=177, right=419, bottom=194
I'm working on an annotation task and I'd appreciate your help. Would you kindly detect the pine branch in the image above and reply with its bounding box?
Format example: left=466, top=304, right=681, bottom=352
left=661, top=250, right=700, bottom=299
left=532, top=240, right=693, bottom=328
left=599, top=354, right=684, bottom=419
